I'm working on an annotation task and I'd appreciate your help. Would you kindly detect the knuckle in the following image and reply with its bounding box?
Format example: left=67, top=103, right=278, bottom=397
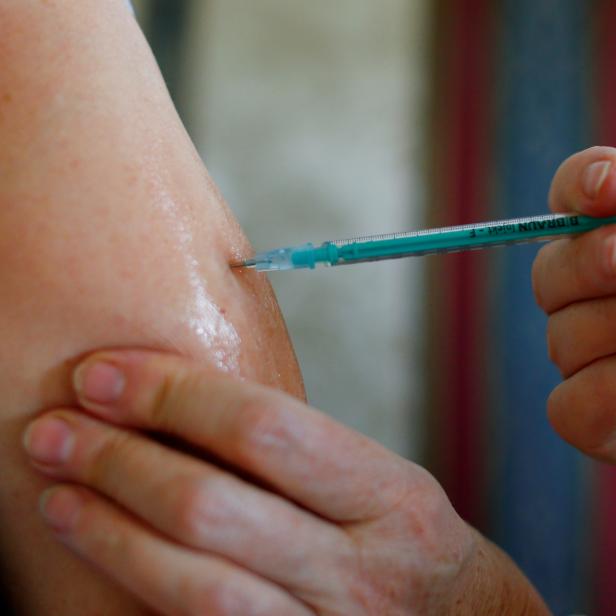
left=232, top=397, right=290, bottom=464
left=545, top=315, right=564, bottom=369
left=396, top=468, right=456, bottom=555
left=169, top=476, right=228, bottom=545
left=586, top=297, right=616, bottom=352
left=181, top=580, right=218, bottom=616
left=86, top=429, right=136, bottom=489
left=579, top=367, right=616, bottom=450
left=546, top=386, right=565, bottom=432
left=547, top=366, right=616, bottom=453
left=209, top=585, right=253, bottom=616
left=532, top=242, right=561, bottom=312
left=576, top=227, right=615, bottom=292
left=148, top=370, right=188, bottom=430
left=547, top=384, right=582, bottom=449
left=570, top=239, right=590, bottom=292
left=77, top=502, right=131, bottom=565
left=147, top=366, right=211, bottom=430
left=530, top=250, right=546, bottom=309
left=596, top=229, right=616, bottom=285
left=182, top=578, right=265, bottom=616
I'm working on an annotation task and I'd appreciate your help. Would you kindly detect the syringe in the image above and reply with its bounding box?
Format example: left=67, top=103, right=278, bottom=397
left=231, top=213, right=616, bottom=272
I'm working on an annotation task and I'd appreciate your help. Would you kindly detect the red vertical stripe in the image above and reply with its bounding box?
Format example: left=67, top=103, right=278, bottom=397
left=594, top=2, right=616, bottom=613
left=431, top=0, right=493, bottom=528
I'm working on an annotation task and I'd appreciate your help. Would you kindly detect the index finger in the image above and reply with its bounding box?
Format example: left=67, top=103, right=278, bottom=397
left=71, top=350, right=408, bottom=522
left=533, top=147, right=616, bottom=313
left=532, top=225, right=616, bottom=314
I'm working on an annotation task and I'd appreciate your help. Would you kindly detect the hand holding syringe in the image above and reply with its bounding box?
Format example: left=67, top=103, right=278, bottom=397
left=532, top=149, right=616, bottom=463
left=235, top=147, right=616, bottom=466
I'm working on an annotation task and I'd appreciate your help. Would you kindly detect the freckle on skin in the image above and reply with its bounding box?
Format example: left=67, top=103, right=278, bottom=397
left=2, top=94, right=11, bottom=104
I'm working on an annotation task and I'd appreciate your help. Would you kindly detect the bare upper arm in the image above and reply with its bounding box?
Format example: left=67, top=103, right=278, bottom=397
left=0, top=2, right=302, bottom=612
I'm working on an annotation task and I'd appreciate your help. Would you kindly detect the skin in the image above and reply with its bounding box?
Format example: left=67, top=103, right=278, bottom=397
left=0, top=1, right=301, bottom=613
left=532, top=145, right=616, bottom=462
left=23, top=350, right=549, bottom=615
left=2, top=0, right=549, bottom=614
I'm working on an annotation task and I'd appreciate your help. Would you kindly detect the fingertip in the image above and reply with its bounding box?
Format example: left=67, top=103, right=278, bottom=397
left=548, top=361, right=616, bottom=462
left=72, top=349, right=192, bottom=426
left=591, top=163, right=616, bottom=214
left=575, top=168, right=616, bottom=218
left=546, top=385, right=566, bottom=438
left=73, top=359, right=126, bottom=408
left=39, top=485, right=85, bottom=535
left=530, top=243, right=550, bottom=311
left=549, top=147, right=616, bottom=216
left=581, top=160, right=612, bottom=201
left=546, top=380, right=589, bottom=451
left=71, top=350, right=153, bottom=418
left=73, top=350, right=175, bottom=401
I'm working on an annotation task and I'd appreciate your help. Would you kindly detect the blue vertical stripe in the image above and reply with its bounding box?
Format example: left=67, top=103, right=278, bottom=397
left=490, top=1, right=592, bottom=612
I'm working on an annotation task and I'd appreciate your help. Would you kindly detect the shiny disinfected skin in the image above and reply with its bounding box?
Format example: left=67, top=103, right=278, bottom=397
left=0, top=1, right=302, bottom=613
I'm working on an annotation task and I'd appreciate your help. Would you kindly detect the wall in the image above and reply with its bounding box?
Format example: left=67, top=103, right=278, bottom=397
left=180, top=0, right=431, bottom=457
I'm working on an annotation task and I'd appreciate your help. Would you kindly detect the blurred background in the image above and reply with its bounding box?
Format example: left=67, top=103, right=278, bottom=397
left=131, top=1, right=616, bottom=613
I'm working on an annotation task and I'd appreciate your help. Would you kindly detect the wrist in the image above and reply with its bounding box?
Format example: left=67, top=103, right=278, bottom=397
left=447, top=526, right=551, bottom=616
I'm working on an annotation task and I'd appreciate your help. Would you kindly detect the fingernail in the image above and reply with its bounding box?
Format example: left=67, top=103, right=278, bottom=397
left=74, top=360, right=125, bottom=405
left=23, top=417, right=75, bottom=465
left=582, top=161, right=612, bottom=199
left=39, top=487, right=83, bottom=533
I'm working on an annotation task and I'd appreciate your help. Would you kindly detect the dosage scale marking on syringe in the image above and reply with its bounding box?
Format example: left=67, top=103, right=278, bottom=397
left=233, top=213, right=616, bottom=272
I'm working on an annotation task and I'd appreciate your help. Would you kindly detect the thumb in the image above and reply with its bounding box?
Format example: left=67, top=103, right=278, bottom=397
left=548, top=146, right=616, bottom=217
